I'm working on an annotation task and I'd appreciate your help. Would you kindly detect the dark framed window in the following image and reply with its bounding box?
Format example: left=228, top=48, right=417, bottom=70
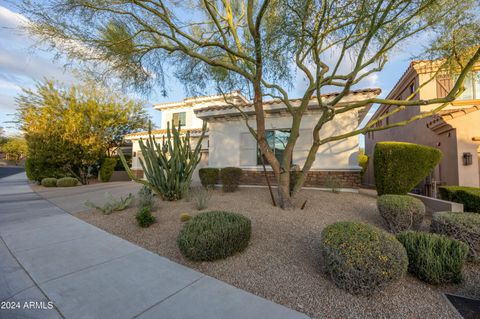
left=457, top=71, right=480, bottom=100
left=257, top=129, right=291, bottom=164
left=172, top=112, right=186, bottom=127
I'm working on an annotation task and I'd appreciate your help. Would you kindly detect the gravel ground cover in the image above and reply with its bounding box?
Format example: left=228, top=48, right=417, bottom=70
left=75, top=187, right=479, bottom=319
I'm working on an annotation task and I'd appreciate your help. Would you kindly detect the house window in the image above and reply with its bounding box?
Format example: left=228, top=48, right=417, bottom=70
left=257, top=129, right=291, bottom=164
left=172, top=112, right=186, bottom=127
left=409, top=82, right=416, bottom=95
left=457, top=71, right=480, bottom=100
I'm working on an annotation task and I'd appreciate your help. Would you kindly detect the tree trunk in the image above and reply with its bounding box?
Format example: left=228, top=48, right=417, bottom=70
left=277, top=170, right=294, bottom=209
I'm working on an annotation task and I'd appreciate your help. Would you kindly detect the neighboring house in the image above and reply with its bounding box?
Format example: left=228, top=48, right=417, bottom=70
left=364, top=60, right=480, bottom=195
left=125, top=89, right=381, bottom=188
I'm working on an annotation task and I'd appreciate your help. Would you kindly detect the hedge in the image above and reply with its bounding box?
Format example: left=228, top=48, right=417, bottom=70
left=25, top=158, right=65, bottom=182
left=56, top=177, right=78, bottom=187
left=377, top=195, right=425, bottom=233
left=373, top=142, right=442, bottom=195
left=99, top=157, right=118, bottom=182
left=431, top=212, right=480, bottom=262
left=438, top=186, right=480, bottom=213
left=321, top=222, right=408, bottom=295
left=199, top=168, right=219, bottom=188
left=177, top=211, right=251, bottom=261
left=397, top=231, right=468, bottom=284
left=220, top=167, right=243, bottom=192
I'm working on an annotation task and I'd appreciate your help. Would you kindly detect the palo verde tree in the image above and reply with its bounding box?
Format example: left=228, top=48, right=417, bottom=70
left=21, top=0, right=480, bottom=207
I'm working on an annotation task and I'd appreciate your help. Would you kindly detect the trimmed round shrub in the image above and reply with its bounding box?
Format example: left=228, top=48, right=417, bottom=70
left=180, top=213, right=192, bottom=222
left=199, top=168, right=219, bottom=188
left=377, top=195, right=425, bottom=233
left=374, top=142, right=442, bottom=195
left=439, top=186, right=480, bottom=213
left=321, top=222, right=408, bottom=295
left=136, top=206, right=155, bottom=228
left=99, top=157, right=118, bottom=182
left=41, top=178, right=57, bottom=187
left=177, top=211, right=251, bottom=261
left=56, top=177, right=78, bottom=187
left=220, top=167, right=242, bottom=192
left=431, top=212, right=480, bottom=262
left=396, top=231, right=468, bottom=284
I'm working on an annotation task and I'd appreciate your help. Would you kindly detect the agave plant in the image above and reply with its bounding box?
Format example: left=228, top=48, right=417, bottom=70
left=119, top=121, right=206, bottom=201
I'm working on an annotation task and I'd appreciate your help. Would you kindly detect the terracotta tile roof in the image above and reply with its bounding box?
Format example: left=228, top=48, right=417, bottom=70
left=426, top=105, right=480, bottom=130
left=125, top=128, right=208, bottom=139
left=193, top=88, right=381, bottom=114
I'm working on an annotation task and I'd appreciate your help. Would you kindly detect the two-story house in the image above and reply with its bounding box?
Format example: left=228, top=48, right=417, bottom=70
left=364, top=60, right=480, bottom=194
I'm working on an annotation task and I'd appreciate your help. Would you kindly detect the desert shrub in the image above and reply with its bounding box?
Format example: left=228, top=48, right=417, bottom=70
left=321, top=222, right=408, bottom=295
left=41, top=178, right=57, bottom=187
left=99, top=157, right=118, bottom=182
left=396, top=231, right=468, bottom=284
left=25, top=158, right=65, bottom=182
left=85, top=193, right=134, bottom=215
left=177, top=211, right=251, bottom=261
left=220, top=167, right=242, bottom=192
left=374, top=142, right=442, bottom=195
left=137, top=186, right=155, bottom=210
left=438, top=186, right=480, bottom=213
left=136, top=206, right=155, bottom=228
left=191, top=187, right=211, bottom=210
left=377, top=195, right=425, bottom=233
left=180, top=213, right=192, bottom=222
left=358, top=153, right=369, bottom=176
left=199, top=168, right=219, bottom=189
left=56, top=177, right=78, bottom=187
left=431, top=212, right=480, bottom=262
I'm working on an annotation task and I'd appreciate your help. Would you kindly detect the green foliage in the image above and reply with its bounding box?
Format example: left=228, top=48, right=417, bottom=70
left=137, top=186, right=155, bottom=210
left=431, top=212, right=480, bottom=262
left=377, top=195, right=425, bottom=233
left=136, top=206, right=155, bottom=228
left=180, top=213, right=192, bottom=222
left=374, top=142, right=442, bottom=195
left=321, top=221, right=408, bottom=295
left=56, top=177, right=78, bottom=187
left=439, top=186, right=480, bottom=213
left=191, top=187, right=211, bottom=210
left=220, top=167, right=242, bottom=192
left=396, top=231, right=468, bottom=284
left=0, top=137, right=27, bottom=164
left=85, top=193, right=134, bottom=214
left=25, top=158, right=65, bottom=182
left=199, top=168, right=219, bottom=189
left=99, top=157, right=118, bottom=182
left=17, top=80, right=148, bottom=184
left=358, top=149, right=369, bottom=176
left=177, top=211, right=251, bottom=261
left=41, top=178, right=57, bottom=187
left=119, top=121, right=206, bottom=201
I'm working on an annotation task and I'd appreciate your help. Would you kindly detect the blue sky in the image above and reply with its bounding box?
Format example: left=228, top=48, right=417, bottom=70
left=0, top=2, right=422, bottom=145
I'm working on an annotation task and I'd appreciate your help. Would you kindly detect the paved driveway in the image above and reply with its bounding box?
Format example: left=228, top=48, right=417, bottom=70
left=0, top=173, right=309, bottom=319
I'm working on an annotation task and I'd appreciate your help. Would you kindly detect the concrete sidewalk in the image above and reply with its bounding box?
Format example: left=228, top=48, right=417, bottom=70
left=0, top=173, right=309, bottom=319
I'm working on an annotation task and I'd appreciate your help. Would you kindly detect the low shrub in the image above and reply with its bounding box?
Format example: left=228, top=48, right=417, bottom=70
left=374, top=142, right=442, bottom=195
left=377, top=195, right=425, bottom=233
left=136, top=206, right=155, bottom=228
left=41, top=178, right=57, bottom=187
left=56, top=177, right=78, bottom=187
left=358, top=153, right=369, bottom=176
left=99, top=157, right=118, bottom=182
left=396, top=231, right=468, bottom=284
left=85, top=193, right=134, bottom=215
left=438, top=186, right=480, bottom=213
left=431, top=212, right=480, bottom=262
left=220, top=167, right=242, bottom=192
left=191, top=187, right=211, bottom=210
left=177, top=211, right=251, bottom=261
left=180, top=213, right=192, bottom=222
left=199, top=168, right=219, bottom=189
left=321, top=222, right=408, bottom=295
left=137, top=186, right=155, bottom=210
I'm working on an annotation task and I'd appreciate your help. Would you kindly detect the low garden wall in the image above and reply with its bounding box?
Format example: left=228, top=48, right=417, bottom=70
left=408, top=193, right=464, bottom=213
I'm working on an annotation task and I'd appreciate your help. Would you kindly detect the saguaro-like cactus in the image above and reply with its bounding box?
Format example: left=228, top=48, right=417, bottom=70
left=119, top=121, right=206, bottom=201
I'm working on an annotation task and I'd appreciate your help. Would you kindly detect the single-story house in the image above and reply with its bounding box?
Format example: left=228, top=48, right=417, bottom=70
left=125, top=89, right=381, bottom=189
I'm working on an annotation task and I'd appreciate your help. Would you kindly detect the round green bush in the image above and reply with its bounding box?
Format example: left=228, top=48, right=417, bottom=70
left=56, top=177, right=78, bottom=187
left=99, top=157, right=118, bottom=182
left=177, top=211, right=251, bottom=261
left=321, top=222, right=408, bottom=295
left=136, top=206, right=155, bottom=228
left=41, top=178, right=57, bottom=187
left=439, top=186, right=480, bottom=213
left=377, top=195, right=425, bottom=233
left=374, top=142, right=442, bottom=195
left=199, top=168, right=219, bottom=188
left=220, top=167, right=242, bottom=192
left=431, top=212, right=480, bottom=262
left=397, top=231, right=468, bottom=284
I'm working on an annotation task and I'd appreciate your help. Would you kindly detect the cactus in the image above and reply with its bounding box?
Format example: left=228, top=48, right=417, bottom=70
left=119, top=121, right=206, bottom=201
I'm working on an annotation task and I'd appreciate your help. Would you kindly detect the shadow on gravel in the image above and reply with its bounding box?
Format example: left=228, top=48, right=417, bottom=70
left=444, top=293, right=480, bottom=319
